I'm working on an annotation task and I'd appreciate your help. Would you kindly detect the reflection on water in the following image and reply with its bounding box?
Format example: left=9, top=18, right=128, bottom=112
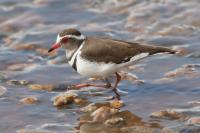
left=0, top=0, right=200, bottom=133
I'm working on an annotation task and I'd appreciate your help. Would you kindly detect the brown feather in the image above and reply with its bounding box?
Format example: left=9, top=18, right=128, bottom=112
left=80, top=37, right=175, bottom=64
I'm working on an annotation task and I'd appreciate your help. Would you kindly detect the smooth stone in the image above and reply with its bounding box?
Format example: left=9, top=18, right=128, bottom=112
left=91, top=106, right=118, bottom=122
left=3, top=36, right=13, bottom=45
left=11, top=43, right=57, bottom=56
left=119, top=72, right=144, bottom=84
left=121, top=126, right=158, bottom=133
left=2, top=24, right=19, bottom=33
left=0, top=86, right=7, bottom=96
left=81, top=102, right=110, bottom=113
left=104, top=117, right=125, bottom=127
left=7, top=80, right=29, bottom=86
left=29, top=84, right=71, bottom=92
left=187, top=100, right=200, bottom=106
left=53, top=90, right=79, bottom=107
left=33, top=0, right=50, bottom=5
left=110, top=100, right=124, bottom=109
left=112, top=110, right=144, bottom=126
left=163, top=64, right=200, bottom=79
left=29, top=84, right=55, bottom=91
left=11, top=43, right=40, bottom=51
left=80, top=122, right=120, bottom=133
left=150, top=110, right=186, bottom=120
left=73, top=98, right=88, bottom=105
left=162, top=125, right=200, bottom=133
left=154, top=77, right=174, bottom=84
left=17, top=129, right=54, bottom=133
left=20, top=96, right=39, bottom=104
left=6, top=63, right=37, bottom=71
left=0, top=72, right=6, bottom=81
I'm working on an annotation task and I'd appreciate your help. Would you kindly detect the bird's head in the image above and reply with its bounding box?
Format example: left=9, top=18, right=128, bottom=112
left=48, top=28, right=85, bottom=53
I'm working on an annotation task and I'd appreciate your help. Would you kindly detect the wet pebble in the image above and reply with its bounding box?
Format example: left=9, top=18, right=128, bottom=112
left=53, top=91, right=78, bottom=107
left=2, top=24, right=19, bottom=33
left=20, top=96, right=39, bottom=104
left=28, top=84, right=55, bottom=91
left=33, top=0, right=50, bottom=6
left=11, top=43, right=56, bottom=56
left=29, top=84, right=71, bottom=92
left=91, top=106, right=118, bottom=122
left=104, top=117, right=124, bottom=127
left=156, top=64, right=200, bottom=83
left=80, top=122, right=120, bottom=133
left=80, top=100, right=123, bottom=113
left=162, top=125, right=200, bottom=133
left=0, top=86, right=7, bottom=96
left=3, top=36, right=13, bottom=45
left=80, top=102, right=110, bottom=113
left=11, top=44, right=40, bottom=51
left=154, top=77, right=174, bottom=84
left=79, top=109, right=152, bottom=133
left=187, top=100, right=200, bottom=106
left=7, top=80, right=29, bottom=86
left=110, top=100, right=124, bottom=109
left=164, top=64, right=200, bottom=79
left=17, top=129, right=54, bottom=133
left=53, top=90, right=87, bottom=107
left=150, top=110, right=186, bottom=120
left=120, top=72, right=144, bottom=84
left=120, top=126, right=158, bottom=133
left=73, top=98, right=88, bottom=105
left=6, top=63, right=37, bottom=71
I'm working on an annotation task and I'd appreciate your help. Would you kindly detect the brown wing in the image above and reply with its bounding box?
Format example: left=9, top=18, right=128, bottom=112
left=81, top=37, right=175, bottom=64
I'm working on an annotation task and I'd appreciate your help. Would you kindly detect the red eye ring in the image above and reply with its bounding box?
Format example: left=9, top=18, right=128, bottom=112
left=61, top=37, right=68, bottom=43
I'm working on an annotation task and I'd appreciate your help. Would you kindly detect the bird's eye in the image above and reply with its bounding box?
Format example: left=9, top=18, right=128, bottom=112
left=61, top=37, right=68, bottom=43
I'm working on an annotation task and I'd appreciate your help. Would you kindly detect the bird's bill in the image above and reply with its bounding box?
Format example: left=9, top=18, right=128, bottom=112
left=48, top=43, right=60, bottom=53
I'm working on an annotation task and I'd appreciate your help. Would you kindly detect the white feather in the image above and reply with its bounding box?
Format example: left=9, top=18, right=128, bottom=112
left=76, top=52, right=149, bottom=78
left=57, top=34, right=85, bottom=42
left=68, top=42, right=85, bottom=66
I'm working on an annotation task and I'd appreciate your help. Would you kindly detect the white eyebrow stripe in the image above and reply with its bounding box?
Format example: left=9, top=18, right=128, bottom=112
left=56, top=34, right=61, bottom=43
left=60, top=34, right=85, bottom=40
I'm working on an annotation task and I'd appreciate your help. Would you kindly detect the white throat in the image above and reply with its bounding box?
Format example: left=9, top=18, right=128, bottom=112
left=67, top=41, right=85, bottom=66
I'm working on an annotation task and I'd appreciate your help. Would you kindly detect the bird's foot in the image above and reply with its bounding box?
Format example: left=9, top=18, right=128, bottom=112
left=67, top=83, right=112, bottom=90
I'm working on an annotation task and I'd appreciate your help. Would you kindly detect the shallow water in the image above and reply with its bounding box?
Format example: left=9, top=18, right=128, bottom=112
left=0, top=0, right=200, bottom=133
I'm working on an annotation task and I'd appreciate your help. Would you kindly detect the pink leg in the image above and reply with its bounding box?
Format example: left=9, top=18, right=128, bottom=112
left=112, top=72, right=121, bottom=100
left=68, top=79, right=111, bottom=90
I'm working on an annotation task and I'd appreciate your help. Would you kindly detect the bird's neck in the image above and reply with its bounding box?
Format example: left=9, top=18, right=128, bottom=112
left=66, top=40, right=85, bottom=64
left=66, top=49, right=77, bottom=61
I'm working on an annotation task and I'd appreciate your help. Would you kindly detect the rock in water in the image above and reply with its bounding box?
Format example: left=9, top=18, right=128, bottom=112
left=121, top=126, right=158, bottom=133
left=7, top=80, right=29, bottom=86
left=150, top=110, right=186, bottom=120
left=20, top=96, right=39, bottom=104
left=91, top=106, right=118, bottom=122
left=0, top=86, right=7, bottom=96
left=162, top=125, right=200, bottom=133
left=17, top=129, right=54, bottom=133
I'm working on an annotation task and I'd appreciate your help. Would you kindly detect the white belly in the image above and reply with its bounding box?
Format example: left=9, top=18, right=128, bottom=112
left=76, top=54, right=117, bottom=78
left=75, top=52, right=150, bottom=78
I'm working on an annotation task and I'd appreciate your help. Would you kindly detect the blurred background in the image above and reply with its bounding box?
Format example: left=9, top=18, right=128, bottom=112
left=0, top=0, right=200, bottom=133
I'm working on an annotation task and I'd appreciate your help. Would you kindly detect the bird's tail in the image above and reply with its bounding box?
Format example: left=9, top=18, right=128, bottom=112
left=149, top=46, right=176, bottom=55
